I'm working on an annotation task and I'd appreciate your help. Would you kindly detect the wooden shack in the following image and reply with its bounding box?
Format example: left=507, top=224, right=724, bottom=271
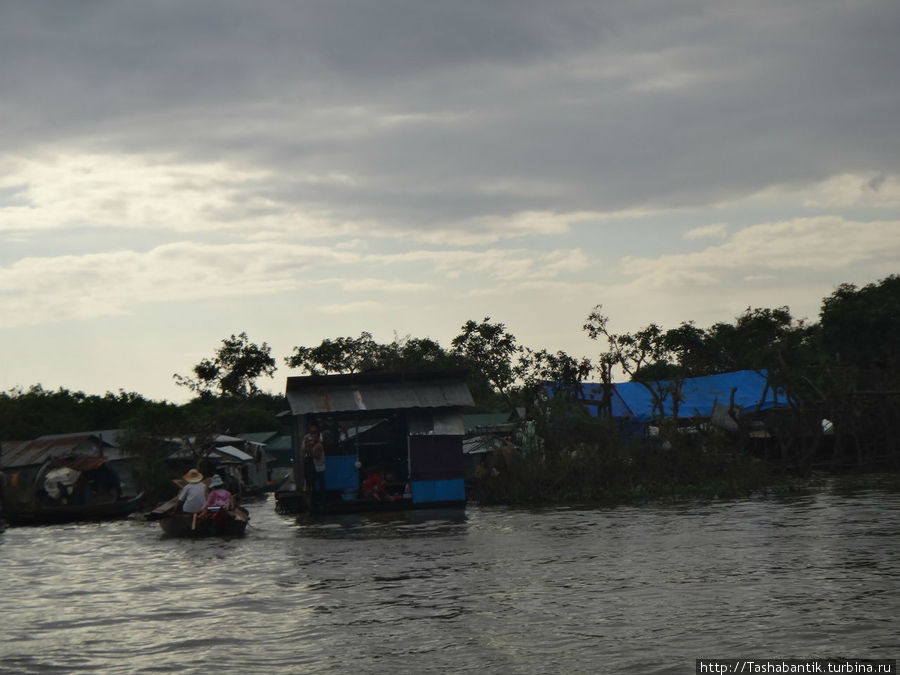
left=277, top=370, right=474, bottom=514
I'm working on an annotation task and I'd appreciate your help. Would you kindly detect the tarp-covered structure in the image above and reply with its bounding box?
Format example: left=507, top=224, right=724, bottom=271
left=559, top=369, right=785, bottom=424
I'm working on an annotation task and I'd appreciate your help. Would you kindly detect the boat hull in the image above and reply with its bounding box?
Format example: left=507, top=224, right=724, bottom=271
left=308, top=498, right=465, bottom=516
left=275, top=489, right=465, bottom=516
left=2, top=494, right=144, bottom=527
left=157, top=509, right=249, bottom=537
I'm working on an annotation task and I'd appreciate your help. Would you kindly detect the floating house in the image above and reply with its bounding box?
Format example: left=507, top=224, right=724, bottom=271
left=0, top=431, right=143, bottom=525
left=165, top=433, right=271, bottom=495
left=276, top=370, right=474, bottom=514
left=241, top=431, right=293, bottom=475
left=462, top=410, right=521, bottom=482
left=1, top=430, right=136, bottom=495
left=211, top=434, right=269, bottom=494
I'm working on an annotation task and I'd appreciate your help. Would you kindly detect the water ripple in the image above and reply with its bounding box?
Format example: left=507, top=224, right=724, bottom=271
left=1, top=491, right=899, bottom=673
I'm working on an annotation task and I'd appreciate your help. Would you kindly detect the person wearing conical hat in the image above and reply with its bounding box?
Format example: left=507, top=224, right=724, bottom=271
left=177, top=469, right=208, bottom=514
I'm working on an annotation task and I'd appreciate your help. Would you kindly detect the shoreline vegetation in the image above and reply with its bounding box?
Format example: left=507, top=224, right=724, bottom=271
left=470, top=426, right=900, bottom=509
left=2, top=275, right=899, bottom=507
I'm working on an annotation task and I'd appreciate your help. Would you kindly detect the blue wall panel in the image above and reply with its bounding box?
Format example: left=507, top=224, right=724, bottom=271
left=411, top=478, right=465, bottom=504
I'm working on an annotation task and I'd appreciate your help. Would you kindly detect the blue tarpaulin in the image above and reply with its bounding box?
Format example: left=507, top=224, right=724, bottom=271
left=566, top=370, right=783, bottom=422
left=324, top=455, right=360, bottom=491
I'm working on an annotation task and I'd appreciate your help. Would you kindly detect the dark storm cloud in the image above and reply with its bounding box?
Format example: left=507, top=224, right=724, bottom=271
left=0, top=0, right=601, bottom=123
left=2, top=0, right=899, bottom=231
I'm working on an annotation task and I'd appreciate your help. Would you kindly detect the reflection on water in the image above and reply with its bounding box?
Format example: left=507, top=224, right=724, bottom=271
left=1, top=488, right=898, bottom=674
left=293, top=508, right=468, bottom=540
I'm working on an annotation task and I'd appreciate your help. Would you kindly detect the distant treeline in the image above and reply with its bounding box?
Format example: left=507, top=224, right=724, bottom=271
left=2, top=276, right=899, bottom=475
left=0, top=387, right=288, bottom=441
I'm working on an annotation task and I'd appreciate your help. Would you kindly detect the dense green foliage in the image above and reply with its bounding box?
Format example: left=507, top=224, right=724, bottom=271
left=285, top=331, right=463, bottom=376
left=820, top=275, right=900, bottom=368
left=0, top=386, right=287, bottom=441
left=173, top=332, right=277, bottom=398
left=0, top=386, right=178, bottom=440
left=450, top=318, right=520, bottom=405
left=471, top=422, right=777, bottom=505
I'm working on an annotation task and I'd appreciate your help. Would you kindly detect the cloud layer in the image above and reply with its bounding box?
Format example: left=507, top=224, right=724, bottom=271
left=1, top=0, right=898, bottom=399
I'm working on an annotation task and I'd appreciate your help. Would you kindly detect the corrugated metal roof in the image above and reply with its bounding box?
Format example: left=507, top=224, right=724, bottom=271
left=462, top=412, right=515, bottom=432
left=0, top=441, right=31, bottom=468
left=463, top=435, right=505, bottom=455
left=239, top=431, right=280, bottom=444
left=263, top=435, right=292, bottom=452
left=48, top=455, right=111, bottom=471
left=285, top=371, right=474, bottom=416
left=214, top=433, right=245, bottom=444
left=211, top=445, right=254, bottom=462
left=1, top=432, right=118, bottom=468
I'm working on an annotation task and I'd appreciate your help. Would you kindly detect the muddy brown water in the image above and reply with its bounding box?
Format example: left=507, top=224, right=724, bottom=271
left=1, top=487, right=897, bottom=674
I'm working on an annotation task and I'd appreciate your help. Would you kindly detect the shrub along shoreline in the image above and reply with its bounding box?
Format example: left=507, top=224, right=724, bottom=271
left=468, top=415, right=899, bottom=507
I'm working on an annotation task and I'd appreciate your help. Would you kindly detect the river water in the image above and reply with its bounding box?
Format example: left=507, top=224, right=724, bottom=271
left=1, top=487, right=897, bottom=674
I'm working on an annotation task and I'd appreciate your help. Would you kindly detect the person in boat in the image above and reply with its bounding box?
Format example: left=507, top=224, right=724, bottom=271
left=177, top=469, right=208, bottom=514
left=361, top=467, right=394, bottom=502
left=203, top=474, right=234, bottom=512
left=303, top=425, right=327, bottom=496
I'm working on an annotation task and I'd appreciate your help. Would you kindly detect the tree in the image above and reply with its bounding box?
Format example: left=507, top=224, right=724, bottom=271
left=703, top=306, right=810, bottom=375
left=819, top=275, right=900, bottom=369
left=174, top=332, right=277, bottom=398
left=0, top=385, right=169, bottom=438
left=657, top=321, right=709, bottom=378
left=285, top=331, right=382, bottom=375
left=583, top=307, right=708, bottom=419
left=516, top=348, right=593, bottom=398
left=815, top=276, right=900, bottom=469
left=284, top=331, right=460, bottom=375
left=584, top=307, right=661, bottom=377
left=379, top=335, right=460, bottom=373
left=451, top=318, right=520, bottom=405
left=583, top=307, right=673, bottom=417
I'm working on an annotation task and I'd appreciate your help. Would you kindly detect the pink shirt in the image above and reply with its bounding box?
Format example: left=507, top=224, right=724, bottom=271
left=205, top=488, right=233, bottom=508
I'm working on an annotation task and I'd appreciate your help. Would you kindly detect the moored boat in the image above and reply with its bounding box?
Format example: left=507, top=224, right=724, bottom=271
left=2, top=492, right=144, bottom=526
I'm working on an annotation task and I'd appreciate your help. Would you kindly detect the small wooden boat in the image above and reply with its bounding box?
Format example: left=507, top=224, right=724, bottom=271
left=148, top=497, right=249, bottom=537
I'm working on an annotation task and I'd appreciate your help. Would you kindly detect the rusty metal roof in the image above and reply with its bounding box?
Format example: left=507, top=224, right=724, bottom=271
left=285, top=370, right=474, bottom=417
left=48, top=454, right=111, bottom=471
left=0, top=441, right=31, bottom=468
left=1, top=431, right=120, bottom=468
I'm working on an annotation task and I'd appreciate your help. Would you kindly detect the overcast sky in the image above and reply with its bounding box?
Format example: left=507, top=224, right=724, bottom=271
left=2, top=0, right=899, bottom=403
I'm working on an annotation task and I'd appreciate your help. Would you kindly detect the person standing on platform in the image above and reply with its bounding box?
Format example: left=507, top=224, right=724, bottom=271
left=303, top=424, right=327, bottom=497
